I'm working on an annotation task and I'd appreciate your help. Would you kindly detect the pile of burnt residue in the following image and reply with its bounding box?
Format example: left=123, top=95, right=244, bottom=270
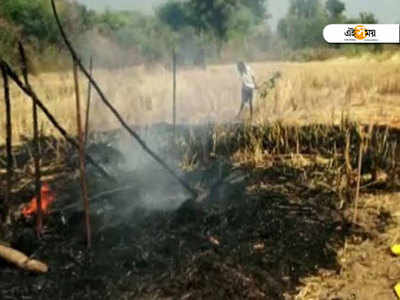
left=0, top=156, right=363, bottom=300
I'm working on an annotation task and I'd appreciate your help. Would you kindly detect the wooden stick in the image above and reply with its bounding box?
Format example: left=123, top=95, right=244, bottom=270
left=172, top=48, right=177, bottom=141
left=84, top=56, right=93, bottom=146
left=345, top=130, right=352, bottom=186
left=51, top=0, right=197, bottom=198
left=73, top=61, right=91, bottom=249
left=1, top=65, right=12, bottom=223
left=18, top=42, right=43, bottom=236
left=0, top=244, right=48, bottom=273
left=353, top=126, right=365, bottom=224
left=0, top=60, right=115, bottom=182
left=32, top=79, right=43, bottom=236
left=55, top=186, right=137, bottom=213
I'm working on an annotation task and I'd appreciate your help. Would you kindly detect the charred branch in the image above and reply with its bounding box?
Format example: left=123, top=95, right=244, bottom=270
left=1, top=65, right=12, bottom=223
left=73, top=61, right=91, bottom=249
left=173, top=49, right=177, bottom=141
left=84, top=56, right=93, bottom=146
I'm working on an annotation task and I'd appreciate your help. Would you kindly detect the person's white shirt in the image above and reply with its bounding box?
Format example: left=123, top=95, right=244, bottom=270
left=238, top=63, right=256, bottom=89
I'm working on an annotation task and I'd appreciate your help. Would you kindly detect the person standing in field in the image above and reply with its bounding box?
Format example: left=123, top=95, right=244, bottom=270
left=236, top=61, right=257, bottom=119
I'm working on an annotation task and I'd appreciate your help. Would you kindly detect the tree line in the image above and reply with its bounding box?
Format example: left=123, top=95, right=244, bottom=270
left=0, top=0, right=381, bottom=68
left=278, top=0, right=377, bottom=50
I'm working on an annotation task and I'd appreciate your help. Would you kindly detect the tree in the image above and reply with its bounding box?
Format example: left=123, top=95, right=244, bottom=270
left=239, top=0, right=268, bottom=23
left=346, top=12, right=378, bottom=24
left=187, top=0, right=237, bottom=42
left=228, top=5, right=254, bottom=39
left=185, top=0, right=238, bottom=54
left=185, top=0, right=268, bottom=52
left=278, top=0, right=328, bottom=49
left=0, top=0, right=59, bottom=43
left=326, top=0, right=345, bottom=19
left=289, top=0, right=321, bottom=19
left=156, top=0, right=269, bottom=55
left=97, top=9, right=130, bottom=31
left=0, top=0, right=95, bottom=45
left=157, top=1, right=190, bottom=32
left=359, top=12, right=378, bottom=24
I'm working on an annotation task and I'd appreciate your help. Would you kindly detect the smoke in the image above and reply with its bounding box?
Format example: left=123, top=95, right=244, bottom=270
left=115, top=125, right=189, bottom=212
left=73, top=29, right=142, bottom=68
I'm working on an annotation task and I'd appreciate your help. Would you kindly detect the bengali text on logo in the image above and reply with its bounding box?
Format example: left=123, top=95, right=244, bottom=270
left=323, top=24, right=400, bottom=44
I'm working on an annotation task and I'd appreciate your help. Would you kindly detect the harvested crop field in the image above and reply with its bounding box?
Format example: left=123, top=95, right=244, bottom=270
left=2, top=57, right=400, bottom=144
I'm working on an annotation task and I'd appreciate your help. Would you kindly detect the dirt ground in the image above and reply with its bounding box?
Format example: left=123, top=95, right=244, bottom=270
left=296, top=191, right=400, bottom=300
left=1, top=124, right=400, bottom=299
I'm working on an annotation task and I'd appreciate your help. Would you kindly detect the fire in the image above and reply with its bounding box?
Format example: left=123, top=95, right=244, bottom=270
left=22, top=183, right=55, bottom=217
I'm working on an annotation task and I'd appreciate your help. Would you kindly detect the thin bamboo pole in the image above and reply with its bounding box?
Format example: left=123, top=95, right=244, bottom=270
left=84, top=56, right=93, bottom=146
left=172, top=49, right=177, bottom=141
left=353, top=127, right=365, bottom=224
left=73, top=61, right=91, bottom=249
left=18, top=42, right=43, bottom=236
left=1, top=66, right=12, bottom=223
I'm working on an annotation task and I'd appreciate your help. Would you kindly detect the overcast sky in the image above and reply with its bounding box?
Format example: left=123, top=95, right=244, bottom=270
left=78, top=0, right=400, bottom=29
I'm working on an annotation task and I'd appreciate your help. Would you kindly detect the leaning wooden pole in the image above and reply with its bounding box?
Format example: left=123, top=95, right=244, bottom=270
left=73, top=61, right=91, bottom=249
left=0, top=244, right=48, bottom=273
left=1, top=65, right=12, bottom=223
left=84, top=56, right=93, bottom=146
left=51, top=0, right=197, bottom=198
left=353, top=126, right=365, bottom=225
left=18, top=42, right=43, bottom=236
left=172, top=48, right=177, bottom=141
left=0, top=61, right=114, bottom=182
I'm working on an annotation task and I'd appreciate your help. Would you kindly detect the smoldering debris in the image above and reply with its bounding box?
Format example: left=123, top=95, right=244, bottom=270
left=4, top=121, right=400, bottom=299
left=61, top=124, right=193, bottom=229
left=0, top=130, right=358, bottom=300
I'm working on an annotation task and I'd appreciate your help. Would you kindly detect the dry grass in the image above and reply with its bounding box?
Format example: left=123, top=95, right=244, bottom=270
left=1, top=56, right=400, bottom=145
left=253, top=57, right=400, bottom=126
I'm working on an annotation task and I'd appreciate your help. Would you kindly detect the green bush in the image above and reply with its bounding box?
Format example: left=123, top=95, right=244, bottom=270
left=0, top=18, right=20, bottom=64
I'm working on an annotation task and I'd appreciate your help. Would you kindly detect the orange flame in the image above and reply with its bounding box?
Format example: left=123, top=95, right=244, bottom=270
left=22, top=183, right=55, bottom=217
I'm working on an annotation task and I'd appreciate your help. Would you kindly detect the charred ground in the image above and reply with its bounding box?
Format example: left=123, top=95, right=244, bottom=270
left=0, top=123, right=399, bottom=299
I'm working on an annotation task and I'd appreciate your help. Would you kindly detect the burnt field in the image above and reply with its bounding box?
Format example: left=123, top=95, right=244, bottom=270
left=1, top=1, right=400, bottom=299
left=1, top=123, right=400, bottom=299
